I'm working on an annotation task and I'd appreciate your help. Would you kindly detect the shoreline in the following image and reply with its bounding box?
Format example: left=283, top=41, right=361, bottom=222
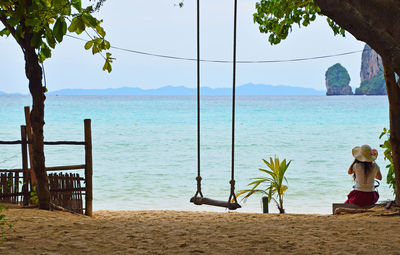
left=3, top=206, right=400, bottom=254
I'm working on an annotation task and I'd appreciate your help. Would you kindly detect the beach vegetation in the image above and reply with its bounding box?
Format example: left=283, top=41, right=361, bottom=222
left=380, top=128, right=396, bottom=194
left=0, top=0, right=112, bottom=210
left=236, top=156, right=291, bottom=214
left=30, top=186, right=39, bottom=205
left=253, top=0, right=400, bottom=205
left=0, top=203, right=13, bottom=243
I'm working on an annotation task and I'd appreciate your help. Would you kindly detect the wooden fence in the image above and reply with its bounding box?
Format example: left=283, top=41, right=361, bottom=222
left=0, top=107, right=93, bottom=216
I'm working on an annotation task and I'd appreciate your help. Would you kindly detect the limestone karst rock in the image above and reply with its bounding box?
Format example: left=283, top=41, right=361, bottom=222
left=325, top=63, right=353, bottom=95
left=355, top=45, right=386, bottom=95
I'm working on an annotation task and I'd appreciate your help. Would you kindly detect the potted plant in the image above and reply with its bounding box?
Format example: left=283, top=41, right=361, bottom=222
left=236, top=156, right=291, bottom=213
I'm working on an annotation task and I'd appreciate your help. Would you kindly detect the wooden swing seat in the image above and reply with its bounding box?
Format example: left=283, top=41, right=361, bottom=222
left=190, top=196, right=241, bottom=210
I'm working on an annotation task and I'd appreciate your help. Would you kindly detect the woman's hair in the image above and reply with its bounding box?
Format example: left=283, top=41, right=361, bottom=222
left=352, top=159, right=373, bottom=181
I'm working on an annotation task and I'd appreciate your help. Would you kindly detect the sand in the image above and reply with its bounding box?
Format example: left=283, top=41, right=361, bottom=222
left=1, top=206, right=400, bottom=255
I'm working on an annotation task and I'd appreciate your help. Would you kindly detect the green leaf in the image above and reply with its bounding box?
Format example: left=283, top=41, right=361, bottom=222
left=53, top=18, right=67, bottom=43
left=68, top=17, right=78, bottom=33
left=71, top=0, right=82, bottom=12
left=84, top=40, right=94, bottom=50
left=68, top=16, right=85, bottom=34
left=25, top=17, right=40, bottom=27
left=82, top=14, right=98, bottom=28
left=30, top=32, right=42, bottom=48
left=39, top=43, right=52, bottom=62
left=7, top=17, right=19, bottom=27
left=45, top=28, right=56, bottom=49
left=92, top=43, right=100, bottom=54
left=102, top=61, right=112, bottom=73
left=0, top=28, right=11, bottom=37
left=95, top=25, right=106, bottom=37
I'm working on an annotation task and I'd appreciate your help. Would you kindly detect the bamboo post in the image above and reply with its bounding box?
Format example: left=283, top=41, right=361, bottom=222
left=84, top=119, right=93, bottom=216
left=21, top=125, right=30, bottom=206
left=24, top=106, right=37, bottom=186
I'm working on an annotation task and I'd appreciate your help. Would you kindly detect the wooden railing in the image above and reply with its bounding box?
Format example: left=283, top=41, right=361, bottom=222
left=0, top=116, right=93, bottom=216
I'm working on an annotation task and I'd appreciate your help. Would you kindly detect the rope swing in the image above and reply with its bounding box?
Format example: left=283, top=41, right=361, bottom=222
left=190, top=0, right=241, bottom=210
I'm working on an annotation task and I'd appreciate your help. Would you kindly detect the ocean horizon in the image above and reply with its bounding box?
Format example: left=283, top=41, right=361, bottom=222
left=0, top=95, right=391, bottom=214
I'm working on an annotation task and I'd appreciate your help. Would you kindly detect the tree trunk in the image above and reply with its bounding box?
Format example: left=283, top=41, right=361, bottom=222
left=314, top=0, right=400, bottom=76
left=313, top=0, right=400, bottom=205
left=382, top=60, right=400, bottom=205
left=24, top=47, right=50, bottom=210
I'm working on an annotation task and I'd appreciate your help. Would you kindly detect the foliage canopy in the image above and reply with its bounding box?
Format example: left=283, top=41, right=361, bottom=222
left=0, top=0, right=113, bottom=72
left=380, top=128, right=395, bottom=194
left=254, top=0, right=345, bottom=45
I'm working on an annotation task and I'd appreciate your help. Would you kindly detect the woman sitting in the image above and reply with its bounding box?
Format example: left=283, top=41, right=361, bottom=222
left=345, top=144, right=382, bottom=207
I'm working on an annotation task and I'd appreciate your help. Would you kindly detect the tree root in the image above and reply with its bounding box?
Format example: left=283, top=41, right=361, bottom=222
left=49, top=203, right=81, bottom=215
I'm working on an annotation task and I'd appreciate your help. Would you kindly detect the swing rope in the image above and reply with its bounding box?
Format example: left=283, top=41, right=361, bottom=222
left=229, top=0, right=239, bottom=205
left=194, top=0, right=203, bottom=199
left=191, top=0, right=240, bottom=210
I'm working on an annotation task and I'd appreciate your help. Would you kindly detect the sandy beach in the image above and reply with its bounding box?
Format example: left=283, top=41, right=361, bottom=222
left=1, top=206, right=400, bottom=255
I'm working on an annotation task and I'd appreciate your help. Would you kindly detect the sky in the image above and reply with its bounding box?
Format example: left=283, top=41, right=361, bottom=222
left=0, top=0, right=365, bottom=94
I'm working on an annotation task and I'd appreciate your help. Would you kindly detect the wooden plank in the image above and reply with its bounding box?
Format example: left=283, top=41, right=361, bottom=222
left=0, top=169, right=24, bottom=173
left=0, top=174, right=4, bottom=201
left=72, top=174, right=76, bottom=212
left=0, top=141, right=22, bottom=144
left=21, top=125, right=28, bottom=205
left=74, top=174, right=79, bottom=212
left=0, top=191, right=30, bottom=198
left=0, top=165, right=86, bottom=173
left=49, top=173, right=55, bottom=205
left=0, top=141, right=85, bottom=145
left=5, top=173, right=11, bottom=203
left=48, top=187, right=87, bottom=193
left=332, top=203, right=375, bottom=214
left=44, top=141, right=85, bottom=145
left=22, top=171, right=29, bottom=206
left=9, top=173, right=14, bottom=203
left=76, top=174, right=83, bottom=214
left=14, top=172, right=19, bottom=204
left=67, top=173, right=73, bottom=210
left=24, top=106, right=37, bottom=186
left=45, top=165, right=86, bottom=171
left=84, top=119, right=93, bottom=217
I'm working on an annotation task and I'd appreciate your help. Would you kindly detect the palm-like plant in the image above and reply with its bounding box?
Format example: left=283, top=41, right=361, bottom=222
left=236, top=157, right=291, bottom=213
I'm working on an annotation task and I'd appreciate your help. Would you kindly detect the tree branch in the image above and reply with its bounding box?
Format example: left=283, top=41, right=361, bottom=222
left=314, top=0, right=400, bottom=75
left=0, top=15, right=25, bottom=51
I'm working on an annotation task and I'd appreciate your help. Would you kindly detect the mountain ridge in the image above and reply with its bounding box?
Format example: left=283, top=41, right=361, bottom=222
left=46, top=83, right=325, bottom=96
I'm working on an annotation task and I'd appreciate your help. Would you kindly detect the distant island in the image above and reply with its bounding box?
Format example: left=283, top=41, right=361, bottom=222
left=46, top=83, right=324, bottom=96
left=355, top=44, right=386, bottom=95
left=325, top=63, right=353, bottom=96
left=324, top=44, right=386, bottom=96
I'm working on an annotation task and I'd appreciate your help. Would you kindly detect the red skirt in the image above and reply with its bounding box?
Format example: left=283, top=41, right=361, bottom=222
left=345, top=190, right=379, bottom=207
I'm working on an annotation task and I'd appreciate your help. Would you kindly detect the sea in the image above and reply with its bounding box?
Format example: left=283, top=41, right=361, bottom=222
left=0, top=95, right=392, bottom=214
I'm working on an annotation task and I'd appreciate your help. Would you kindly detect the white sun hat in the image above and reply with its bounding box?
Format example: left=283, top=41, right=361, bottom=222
left=352, top=144, right=378, bottom=162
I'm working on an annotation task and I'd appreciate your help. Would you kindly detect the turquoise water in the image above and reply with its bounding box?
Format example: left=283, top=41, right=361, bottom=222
left=0, top=95, right=391, bottom=214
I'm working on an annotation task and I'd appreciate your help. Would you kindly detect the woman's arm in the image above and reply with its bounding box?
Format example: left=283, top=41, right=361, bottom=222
left=375, top=169, right=382, bottom=180
left=348, top=159, right=356, bottom=174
